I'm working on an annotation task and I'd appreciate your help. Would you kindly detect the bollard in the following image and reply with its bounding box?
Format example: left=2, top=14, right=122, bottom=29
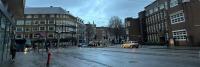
left=46, top=51, right=51, bottom=67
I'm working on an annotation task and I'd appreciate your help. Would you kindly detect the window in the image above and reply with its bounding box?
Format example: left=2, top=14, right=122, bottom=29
left=48, top=33, right=54, bottom=38
left=33, top=34, right=39, bottom=38
left=172, top=29, right=187, bottom=41
left=25, top=20, right=32, bottom=25
left=16, top=27, right=23, bottom=32
left=170, top=10, right=185, bottom=24
left=24, top=34, right=29, bottom=38
left=165, top=2, right=168, bottom=9
left=154, top=7, right=158, bottom=12
left=149, top=9, right=153, bottom=14
left=16, top=34, right=23, bottom=39
left=40, top=20, right=46, bottom=24
left=170, top=0, right=178, bottom=8
left=56, top=15, right=60, bottom=18
left=49, top=20, right=54, bottom=24
left=33, top=20, right=39, bottom=25
left=39, top=26, right=46, bottom=31
left=34, top=15, right=39, bottom=18
left=32, top=27, right=38, bottom=31
left=50, top=15, right=55, bottom=18
left=26, top=15, right=32, bottom=18
left=25, top=28, right=31, bottom=32
left=56, top=20, right=63, bottom=25
left=48, top=26, right=55, bottom=31
left=159, top=4, right=165, bottom=9
left=127, top=22, right=130, bottom=26
left=17, top=20, right=24, bottom=25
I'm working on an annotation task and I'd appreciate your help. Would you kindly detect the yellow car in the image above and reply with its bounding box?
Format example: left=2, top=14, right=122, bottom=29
left=121, top=41, right=139, bottom=48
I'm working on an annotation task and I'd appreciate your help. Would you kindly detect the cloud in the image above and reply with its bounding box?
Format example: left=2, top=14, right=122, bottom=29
left=26, top=0, right=154, bottom=27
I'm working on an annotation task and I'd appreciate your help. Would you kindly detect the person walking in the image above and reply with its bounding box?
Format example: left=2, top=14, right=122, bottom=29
left=10, top=44, right=17, bottom=61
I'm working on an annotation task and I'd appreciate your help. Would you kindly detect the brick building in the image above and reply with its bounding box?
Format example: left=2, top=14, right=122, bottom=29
left=138, top=11, right=147, bottom=43
left=144, top=0, right=200, bottom=46
left=125, top=17, right=141, bottom=42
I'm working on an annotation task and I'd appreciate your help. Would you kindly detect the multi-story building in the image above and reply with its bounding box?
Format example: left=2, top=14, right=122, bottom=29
left=144, top=0, right=200, bottom=46
left=167, top=0, right=200, bottom=46
left=85, top=23, right=96, bottom=44
left=125, top=17, right=141, bottom=42
left=138, top=11, right=147, bottom=43
left=15, top=7, right=80, bottom=48
left=0, top=0, right=25, bottom=63
left=96, top=27, right=112, bottom=46
left=76, top=17, right=86, bottom=45
left=145, top=0, right=169, bottom=45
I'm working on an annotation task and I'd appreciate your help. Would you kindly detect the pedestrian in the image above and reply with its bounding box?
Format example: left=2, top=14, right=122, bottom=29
left=33, top=43, right=36, bottom=51
left=46, top=42, right=50, bottom=52
left=10, top=44, right=17, bottom=61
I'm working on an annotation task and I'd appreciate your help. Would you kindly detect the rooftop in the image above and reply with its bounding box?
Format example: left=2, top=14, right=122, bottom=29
left=24, top=6, right=69, bottom=14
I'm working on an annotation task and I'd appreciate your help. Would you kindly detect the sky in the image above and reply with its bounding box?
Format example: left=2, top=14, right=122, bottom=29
left=26, top=0, right=154, bottom=27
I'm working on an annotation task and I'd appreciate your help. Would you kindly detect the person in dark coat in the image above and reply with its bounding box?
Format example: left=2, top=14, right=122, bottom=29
left=10, top=44, right=17, bottom=61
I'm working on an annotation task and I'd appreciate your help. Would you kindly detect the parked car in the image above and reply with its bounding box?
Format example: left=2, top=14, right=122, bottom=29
left=121, top=41, right=139, bottom=48
left=78, top=43, right=88, bottom=47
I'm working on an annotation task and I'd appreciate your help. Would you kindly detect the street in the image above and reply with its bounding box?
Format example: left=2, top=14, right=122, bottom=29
left=1, top=45, right=200, bottom=67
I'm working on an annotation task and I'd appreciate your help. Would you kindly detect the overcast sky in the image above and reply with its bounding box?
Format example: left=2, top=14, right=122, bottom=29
left=26, top=0, right=154, bottom=27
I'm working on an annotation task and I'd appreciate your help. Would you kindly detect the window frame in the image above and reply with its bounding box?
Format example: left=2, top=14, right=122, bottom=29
left=48, top=26, right=55, bottom=31
left=170, top=10, right=185, bottom=24
left=172, top=29, right=187, bottom=41
left=39, top=26, right=46, bottom=31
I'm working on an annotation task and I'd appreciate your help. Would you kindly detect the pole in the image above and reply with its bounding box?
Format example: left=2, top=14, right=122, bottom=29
left=46, top=51, right=51, bottom=67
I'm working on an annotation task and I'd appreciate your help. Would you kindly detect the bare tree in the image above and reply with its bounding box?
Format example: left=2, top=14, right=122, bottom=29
left=108, top=16, right=125, bottom=44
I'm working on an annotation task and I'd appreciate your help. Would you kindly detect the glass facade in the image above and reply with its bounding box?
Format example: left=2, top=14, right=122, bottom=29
left=0, top=11, right=13, bottom=63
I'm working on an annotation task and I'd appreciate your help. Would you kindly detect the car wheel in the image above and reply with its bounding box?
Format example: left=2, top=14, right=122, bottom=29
left=130, top=45, right=133, bottom=48
left=136, top=46, right=139, bottom=48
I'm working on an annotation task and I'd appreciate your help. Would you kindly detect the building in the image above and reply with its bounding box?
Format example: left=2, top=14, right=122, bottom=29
left=125, top=17, right=141, bottom=42
left=138, top=11, right=147, bottom=43
left=96, top=27, right=112, bottom=46
left=15, top=7, right=80, bottom=49
left=144, top=0, right=200, bottom=46
left=76, top=17, right=86, bottom=45
left=167, top=0, right=200, bottom=46
left=145, top=0, right=169, bottom=45
left=0, top=0, right=25, bottom=63
left=85, top=23, right=96, bottom=44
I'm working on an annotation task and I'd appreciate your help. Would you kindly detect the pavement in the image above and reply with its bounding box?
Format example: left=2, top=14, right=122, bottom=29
left=0, top=45, right=200, bottom=67
left=0, top=50, right=47, bottom=67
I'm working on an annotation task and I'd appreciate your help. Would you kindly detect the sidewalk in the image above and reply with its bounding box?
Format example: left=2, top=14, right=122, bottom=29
left=141, top=45, right=200, bottom=50
left=107, top=44, right=200, bottom=50
left=1, top=51, right=48, bottom=67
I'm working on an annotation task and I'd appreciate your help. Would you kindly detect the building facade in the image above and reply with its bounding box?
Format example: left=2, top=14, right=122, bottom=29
left=76, top=17, right=86, bottom=45
left=144, top=0, right=200, bottom=46
left=125, top=17, right=141, bottom=42
left=96, top=27, right=113, bottom=46
left=15, top=7, right=80, bottom=49
left=145, top=0, right=169, bottom=45
left=138, top=11, right=147, bottom=43
left=0, top=0, right=25, bottom=63
left=85, top=23, right=96, bottom=44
